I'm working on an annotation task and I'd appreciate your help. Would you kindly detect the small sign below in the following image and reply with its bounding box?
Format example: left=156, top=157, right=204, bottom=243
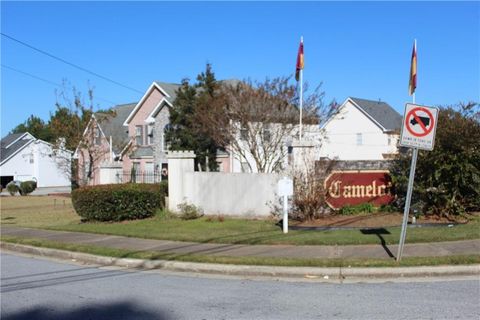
left=278, top=177, right=293, bottom=197
left=400, top=103, right=439, bottom=151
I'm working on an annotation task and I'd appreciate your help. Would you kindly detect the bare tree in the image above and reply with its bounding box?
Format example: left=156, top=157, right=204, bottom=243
left=195, top=77, right=332, bottom=173
left=49, top=83, right=112, bottom=186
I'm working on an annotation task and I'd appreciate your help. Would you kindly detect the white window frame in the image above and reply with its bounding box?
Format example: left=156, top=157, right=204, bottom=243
left=135, top=125, right=143, bottom=146
left=356, top=133, right=363, bottom=146
left=147, top=125, right=154, bottom=145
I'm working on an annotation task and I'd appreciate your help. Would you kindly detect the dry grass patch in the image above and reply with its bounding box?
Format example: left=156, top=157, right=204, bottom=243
left=0, top=195, right=80, bottom=227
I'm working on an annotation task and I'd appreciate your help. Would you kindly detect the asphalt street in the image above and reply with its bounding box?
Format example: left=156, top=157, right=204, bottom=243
left=1, top=253, right=479, bottom=320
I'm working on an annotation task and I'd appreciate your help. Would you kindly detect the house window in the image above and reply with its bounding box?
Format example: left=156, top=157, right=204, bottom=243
left=263, top=125, right=271, bottom=142
left=240, top=126, right=248, bottom=141
left=241, top=162, right=250, bottom=173
left=147, top=125, right=154, bottom=145
left=84, top=160, right=90, bottom=181
left=356, top=133, right=363, bottom=146
left=162, top=124, right=171, bottom=152
left=94, top=127, right=101, bottom=145
left=135, top=125, right=143, bottom=145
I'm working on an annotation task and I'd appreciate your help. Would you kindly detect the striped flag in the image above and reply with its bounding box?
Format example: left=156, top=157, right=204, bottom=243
left=409, top=40, right=417, bottom=96
left=295, top=39, right=304, bottom=81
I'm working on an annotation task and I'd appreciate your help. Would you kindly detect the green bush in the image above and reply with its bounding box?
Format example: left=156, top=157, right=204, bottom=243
left=6, top=182, right=19, bottom=196
left=20, top=180, right=37, bottom=195
left=391, top=103, right=480, bottom=216
left=72, top=183, right=168, bottom=222
left=178, top=202, right=203, bottom=220
left=339, top=203, right=376, bottom=215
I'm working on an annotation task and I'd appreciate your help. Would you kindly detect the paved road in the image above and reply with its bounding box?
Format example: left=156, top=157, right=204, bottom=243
left=1, top=253, right=479, bottom=320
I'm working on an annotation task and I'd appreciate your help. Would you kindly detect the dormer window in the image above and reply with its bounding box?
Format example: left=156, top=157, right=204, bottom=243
left=147, top=125, right=154, bottom=145
left=94, top=127, right=101, bottom=145
left=135, top=125, right=143, bottom=145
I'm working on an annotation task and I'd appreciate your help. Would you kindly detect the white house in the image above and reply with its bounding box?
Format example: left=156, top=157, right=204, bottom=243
left=319, top=97, right=402, bottom=160
left=0, top=132, right=72, bottom=188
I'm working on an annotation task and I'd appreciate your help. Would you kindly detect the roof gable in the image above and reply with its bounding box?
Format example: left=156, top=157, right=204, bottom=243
left=0, top=132, right=35, bottom=164
left=349, top=97, right=402, bottom=132
left=123, top=82, right=180, bottom=126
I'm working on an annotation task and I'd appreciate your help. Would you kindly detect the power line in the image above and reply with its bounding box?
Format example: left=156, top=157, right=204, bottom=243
left=1, top=64, right=119, bottom=106
left=1, top=33, right=143, bottom=94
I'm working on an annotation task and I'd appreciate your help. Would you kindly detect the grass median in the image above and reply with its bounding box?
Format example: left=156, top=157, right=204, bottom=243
left=1, top=196, right=479, bottom=246
left=2, top=235, right=480, bottom=268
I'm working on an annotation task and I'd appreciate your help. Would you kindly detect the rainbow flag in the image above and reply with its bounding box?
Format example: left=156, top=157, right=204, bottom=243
left=409, top=40, right=417, bottom=96
left=295, top=39, right=304, bottom=81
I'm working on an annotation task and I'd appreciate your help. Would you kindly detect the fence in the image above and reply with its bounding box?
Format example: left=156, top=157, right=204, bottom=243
left=116, top=170, right=165, bottom=184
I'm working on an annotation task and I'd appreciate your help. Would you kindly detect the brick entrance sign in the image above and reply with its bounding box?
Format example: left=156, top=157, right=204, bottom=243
left=324, top=171, right=394, bottom=209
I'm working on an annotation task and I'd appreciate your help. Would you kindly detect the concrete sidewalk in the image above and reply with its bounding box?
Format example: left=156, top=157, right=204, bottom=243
left=2, top=226, right=479, bottom=260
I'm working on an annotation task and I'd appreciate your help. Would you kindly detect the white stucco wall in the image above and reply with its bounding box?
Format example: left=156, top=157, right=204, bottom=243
left=99, top=164, right=123, bottom=184
left=319, top=100, right=398, bottom=160
left=0, top=141, right=71, bottom=187
left=167, top=151, right=281, bottom=217
left=183, top=172, right=281, bottom=217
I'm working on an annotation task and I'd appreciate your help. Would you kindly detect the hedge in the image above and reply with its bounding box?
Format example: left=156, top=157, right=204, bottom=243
left=71, top=182, right=168, bottom=222
left=20, top=180, right=37, bottom=195
left=6, top=182, right=20, bottom=196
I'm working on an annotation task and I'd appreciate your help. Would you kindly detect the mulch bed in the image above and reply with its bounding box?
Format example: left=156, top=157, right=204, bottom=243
left=290, top=213, right=469, bottom=229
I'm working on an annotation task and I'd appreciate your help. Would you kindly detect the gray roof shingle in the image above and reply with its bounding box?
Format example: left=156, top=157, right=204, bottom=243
left=350, top=97, right=402, bottom=131
left=154, top=82, right=181, bottom=104
left=129, top=146, right=153, bottom=158
left=95, top=103, right=136, bottom=154
left=1, top=133, right=34, bottom=164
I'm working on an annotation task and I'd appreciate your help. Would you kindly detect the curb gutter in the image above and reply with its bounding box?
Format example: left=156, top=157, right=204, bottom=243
left=2, top=242, right=479, bottom=280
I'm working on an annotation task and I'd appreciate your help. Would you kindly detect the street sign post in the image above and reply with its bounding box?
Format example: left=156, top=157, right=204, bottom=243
left=400, top=103, right=439, bottom=151
left=278, top=177, right=293, bottom=234
left=397, top=103, right=439, bottom=262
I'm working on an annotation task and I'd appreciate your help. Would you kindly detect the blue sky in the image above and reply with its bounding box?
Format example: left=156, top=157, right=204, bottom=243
left=1, top=1, right=479, bottom=137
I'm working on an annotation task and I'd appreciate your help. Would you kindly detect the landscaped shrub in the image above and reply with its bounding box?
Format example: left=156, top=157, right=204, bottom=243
left=72, top=183, right=167, bottom=222
left=20, top=180, right=37, bottom=195
left=339, top=203, right=376, bottom=215
left=178, top=202, right=203, bottom=220
left=6, top=181, right=20, bottom=196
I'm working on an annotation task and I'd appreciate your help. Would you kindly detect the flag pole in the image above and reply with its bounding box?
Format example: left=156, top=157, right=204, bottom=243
left=397, top=38, right=417, bottom=262
left=299, top=36, right=304, bottom=141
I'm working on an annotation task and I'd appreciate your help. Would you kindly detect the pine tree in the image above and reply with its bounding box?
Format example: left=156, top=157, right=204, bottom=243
left=166, top=64, right=221, bottom=171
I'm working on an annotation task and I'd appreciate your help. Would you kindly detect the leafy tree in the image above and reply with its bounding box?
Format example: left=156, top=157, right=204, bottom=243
left=49, top=88, right=93, bottom=151
left=166, top=64, right=220, bottom=171
left=391, top=102, right=480, bottom=217
left=195, top=76, right=330, bottom=173
left=10, top=115, right=53, bottom=142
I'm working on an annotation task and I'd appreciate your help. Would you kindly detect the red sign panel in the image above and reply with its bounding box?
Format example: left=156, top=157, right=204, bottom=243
left=324, top=171, right=394, bottom=209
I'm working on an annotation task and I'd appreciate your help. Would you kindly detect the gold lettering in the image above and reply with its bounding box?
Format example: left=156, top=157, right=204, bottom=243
left=366, top=185, right=373, bottom=197
left=372, top=180, right=377, bottom=197
left=343, top=186, right=351, bottom=198
left=351, top=185, right=365, bottom=198
left=328, top=180, right=341, bottom=199
left=378, top=185, right=386, bottom=196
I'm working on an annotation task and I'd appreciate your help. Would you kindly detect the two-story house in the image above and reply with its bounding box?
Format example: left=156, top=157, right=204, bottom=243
left=319, top=97, right=402, bottom=160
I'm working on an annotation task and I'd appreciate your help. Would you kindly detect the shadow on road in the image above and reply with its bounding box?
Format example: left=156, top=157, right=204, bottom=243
left=2, top=301, right=170, bottom=320
left=360, top=228, right=395, bottom=259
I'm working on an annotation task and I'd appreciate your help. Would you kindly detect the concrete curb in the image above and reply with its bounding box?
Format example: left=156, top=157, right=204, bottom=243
left=2, top=242, right=479, bottom=280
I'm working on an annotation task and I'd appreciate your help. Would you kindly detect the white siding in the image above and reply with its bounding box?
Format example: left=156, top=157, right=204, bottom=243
left=319, top=100, right=398, bottom=160
left=0, top=141, right=71, bottom=187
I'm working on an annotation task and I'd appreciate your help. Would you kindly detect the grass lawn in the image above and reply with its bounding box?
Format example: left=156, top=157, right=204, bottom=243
left=3, top=235, right=480, bottom=267
left=1, top=195, right=479, bottom=246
